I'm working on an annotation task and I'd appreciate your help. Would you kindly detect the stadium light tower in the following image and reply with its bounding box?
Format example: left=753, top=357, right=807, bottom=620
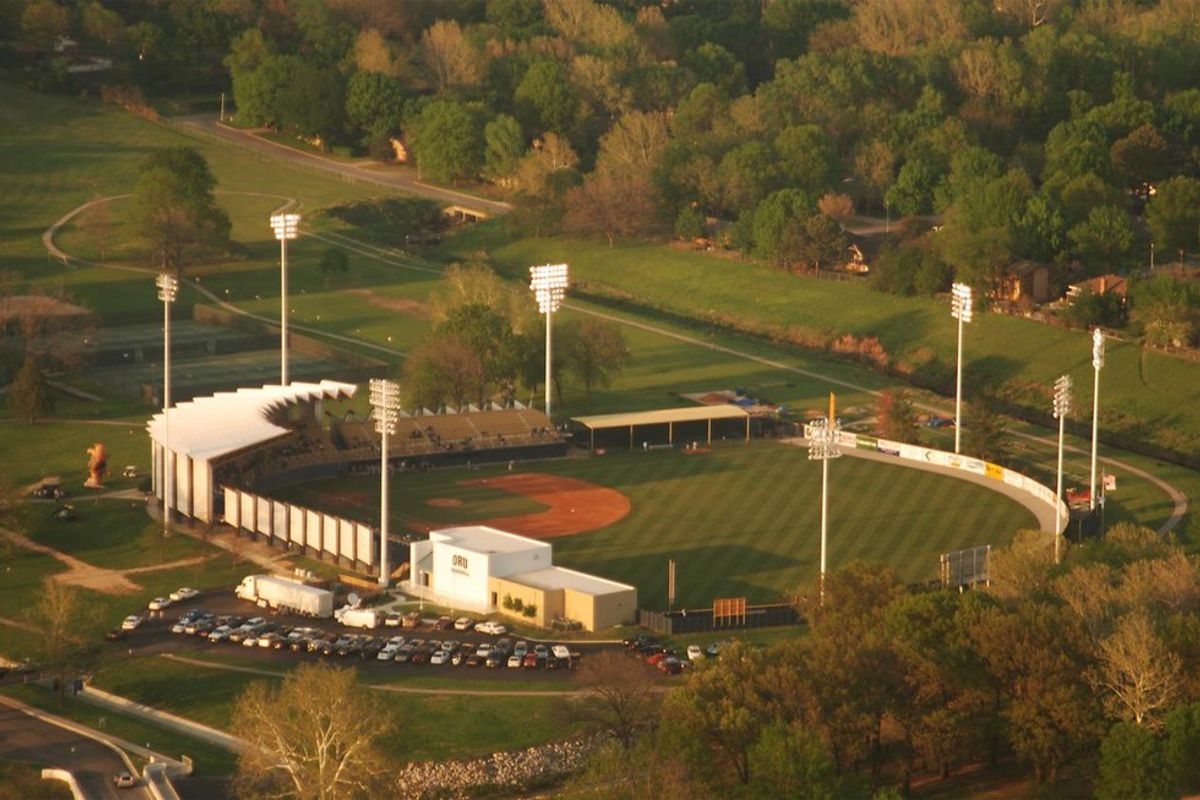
left=370, top=378, right=400, bottom=588
left=808, top=393, right=842, bottom=605
left=270, top=212, right=301, bottom=385
left=156, top=272, right=179, bottom=539
left=950, top=282, right=973, bottom=454
left=530, top=264, right=569, bottom=420
left=1053, top=374, right=1072, bottom=564
left=1089, top=329, right=1104, bottom=511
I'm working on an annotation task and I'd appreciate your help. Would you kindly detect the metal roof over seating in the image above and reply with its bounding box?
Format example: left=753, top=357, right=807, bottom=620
left=146, top=381, right=356, bottom=462
left=571, top=405, right=748, bottom=429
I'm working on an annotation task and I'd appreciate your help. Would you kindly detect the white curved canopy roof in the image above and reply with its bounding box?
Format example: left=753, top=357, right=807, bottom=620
left=146, top=381, right=357, bottom=462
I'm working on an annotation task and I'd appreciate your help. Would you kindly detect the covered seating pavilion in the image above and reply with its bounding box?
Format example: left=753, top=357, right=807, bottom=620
left=571, top=406, right=750, bottom=451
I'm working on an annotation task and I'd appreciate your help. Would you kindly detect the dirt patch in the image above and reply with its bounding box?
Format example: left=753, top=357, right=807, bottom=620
left=0, top=295, right=90, bottom=323
left=426, top=498, right=463, bottom=507
left=349, top=289, right=431, bottom=318
left=458, top=473, right=630, bottom=538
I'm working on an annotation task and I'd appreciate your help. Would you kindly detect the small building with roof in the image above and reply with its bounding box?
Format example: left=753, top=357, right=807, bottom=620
left=408, top=525, right=637, bottom=631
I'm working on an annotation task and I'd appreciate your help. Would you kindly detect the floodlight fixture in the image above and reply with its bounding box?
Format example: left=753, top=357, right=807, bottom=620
left=951, top=282, right=972, bottom=454
left=529, top=264, right=569, bottom=419
left=1090, top=329, right=1104, bottom=510
left=271, top=213, right=302, bottom=384
left=156, top=272, right=179, bottom=303
left=369, top=378, right=400, bottom=587
left=1052, top=373, right=1072, bottom=563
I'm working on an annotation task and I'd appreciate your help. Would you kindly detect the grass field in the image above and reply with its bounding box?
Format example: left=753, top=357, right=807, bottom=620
left=445, top=224, right=1200, bottom=459
left=284, top=442, right=1038, bottom=609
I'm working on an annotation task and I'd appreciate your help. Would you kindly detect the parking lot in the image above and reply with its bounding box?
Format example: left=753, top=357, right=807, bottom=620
left=107, top=587, right=629, bottom=685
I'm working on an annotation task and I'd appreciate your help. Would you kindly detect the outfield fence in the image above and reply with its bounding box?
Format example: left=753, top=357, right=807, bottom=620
left=638, top=604, right=798, bottom=635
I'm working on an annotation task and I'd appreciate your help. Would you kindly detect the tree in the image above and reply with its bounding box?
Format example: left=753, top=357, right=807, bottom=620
left=749, top=720, right=845, bottom=800
left=76, top=197, right=113, bottom=262
left=1146, top=176, right=1200, bottom=258
left=675, top=205, right=705, bottom=241
left=345, top=71, right=405, bottom=144
left=569, top=650, right=660, bottom=749
left=25, top=579, right=94, bottom=705
left=876, top=389, right=920, bottom=444
left=515, top=60, right=577, bottom=134
left=1096, top=722, right=1174, bottom=800
left=1068, top=205, right=1135, bottom=274
left=232, top=663, right=391, bottom=799
left=9, top=356, right=54, bottom=424
left=596, top=111, right=670, bottom=178
left=419, top=19, right=482, bottom=92
left=885, top=156, right=944, bottom=216
left=558, top=319, right=631, bottom=405
left=403, top=335, right=485, bottom=410
left=274, top=62, right=344, bottom=148
left=410, top=100, right=486, bottom=184
left=1093, top=611, right=1181, bottom=728
left=986, top=529, right=1055, bottom=603
left=80, top=2, right=125, bottom=51
left=961, top=397, right=1008, bottom=463
left=351, top=28, right=400, bottom=77
left=21, top=0, right=71, bottom=48
left=483, top=114, right=524, bottom=185
left=563, top=172, right=660, bottom=246
left=1110, top=124, right=1170, bottom=192
left=131, top=147, right=230, bottom=272
left=1130, top=274, right=1200, bottom=349
left=717, top=142, right=780, bottom=216
left=1164, top=703, right=1200, bottom=795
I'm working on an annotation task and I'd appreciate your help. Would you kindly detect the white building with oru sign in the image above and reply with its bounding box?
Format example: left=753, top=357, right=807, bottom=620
left=408, top=525, right=636, bottom=632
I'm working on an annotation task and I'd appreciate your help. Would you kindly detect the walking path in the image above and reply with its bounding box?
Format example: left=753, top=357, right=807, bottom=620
left=0, top=526, right=216, bottom=595
left=78, top=683, right=246, bottom=753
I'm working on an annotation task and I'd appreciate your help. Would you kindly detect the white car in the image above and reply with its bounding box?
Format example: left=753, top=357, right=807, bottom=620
left=687, top=645, right=705, bottom=662
left=378, top=645, right=398, bottom=661
left=474, top=621, right=507, bottom=635
left=147, top=597, right=172, bottom=611
left=430, top=650, right=450, bottom=665
left=208, top=625, right=232, bottom=643
left=475, top=643, right=492, bottom=658
left=507, top=654, right=522, bottom=668
left=169, top=587, right=199, bottom=602
left=453, top=617, right=474, bottom=631
left=552, top=645, right=572, bottom=660
left=241, top=634, right=260, bottom=647
left=120, top=615, right=144, bottom=631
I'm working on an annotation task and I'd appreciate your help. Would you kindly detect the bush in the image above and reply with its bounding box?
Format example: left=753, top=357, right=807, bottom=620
left=1096, top=722, right=1173, bottom=800
left=522, top=605, right=537, bottom=618
left=502, top=594, right=514, bottom=610
left=675, top=205, right=705, bottom=240
left=512, top=597, right=524, bottom=612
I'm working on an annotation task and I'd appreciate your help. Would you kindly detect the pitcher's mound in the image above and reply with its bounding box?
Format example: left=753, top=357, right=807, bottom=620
left=426, top=498, right=463, bottom=507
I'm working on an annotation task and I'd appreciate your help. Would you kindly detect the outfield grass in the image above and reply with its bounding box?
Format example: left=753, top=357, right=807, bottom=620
left=287, top=442, right=1038, bottom=608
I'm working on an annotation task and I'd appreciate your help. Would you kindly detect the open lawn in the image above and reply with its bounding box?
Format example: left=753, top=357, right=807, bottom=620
left=446, top=225, right=1200, bottom=460
left=286, top=442, right=1039, bottom=608
left=22, top=499, right=204, bottom=570
left=0, top=420, right=146, bottom=492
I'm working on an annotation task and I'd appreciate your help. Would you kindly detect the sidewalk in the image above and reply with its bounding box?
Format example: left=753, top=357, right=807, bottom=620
left=78, top=684, right=246, bottom=754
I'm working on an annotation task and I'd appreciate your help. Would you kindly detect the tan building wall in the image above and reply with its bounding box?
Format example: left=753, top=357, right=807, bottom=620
left=564, top=587, right=637, bottom=631
left=488, top=577, right=561, bottom=628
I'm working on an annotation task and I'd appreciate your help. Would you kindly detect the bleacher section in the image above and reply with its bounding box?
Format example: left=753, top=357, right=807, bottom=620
left=326, top=407, right=561, bottom=462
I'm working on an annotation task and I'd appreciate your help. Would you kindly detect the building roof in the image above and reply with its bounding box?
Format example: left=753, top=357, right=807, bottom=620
left=507, top=565, right=635, bottom=595
left=146, top=381, right=357, bottom=462
left=572, top=405, right=748, bottom=429
left=430, top=525, right=552, bottom=556
left=1069, top=274, right=1129, bottom=297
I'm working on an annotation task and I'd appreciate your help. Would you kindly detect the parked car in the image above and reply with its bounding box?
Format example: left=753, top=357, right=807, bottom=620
left=686, top=645, right=705, bottom=662
left=453, top=617, right=475, bottom=631
left=120, top=615, right=144, bottom=631
left=507, top=654, right=522, bottom=669
left=474, top=643, right=492, bottom=658
left=147, top=597, right=172, bottom=611
left=523, top=653, right=539, bottom=669
left=259, top=633, right=284, bottom=649
left=410, top=647, right=432, bottom=665
left=105, top=628, right=127, bottom=642
left=533, top=644, right=549, bottom=662
left=657, top=657, right=686, bottom=675
left=451, top=646, right=470, bottom=666
left=434, top=615, right=454, bottom=630
left=401, top=612, right=422, bottom=628
left=485, top=652, right=504, bottom=668
left=113, top=772, right=137, bottom=789
left=474, top=621, right=507, bottom=635
left=394, top=644, right=416, bottom=663
left=513, top=641, right=528, bottom=659
left=647, top=651, right=674, bottom=666
left=384, top=612, right=402, bottom=627
left=494, top=638, right=512, bottom=656
left=169, top=587, right=199, bottom=602
left=544, top=656, right=560, bottom=671
left=430, top=649, right=450, bottom=666
left=551, top=645, right=572, bottom=660
left=465, top=653, right=483, bottom=667
left=208, top=625, right=233, bottom=643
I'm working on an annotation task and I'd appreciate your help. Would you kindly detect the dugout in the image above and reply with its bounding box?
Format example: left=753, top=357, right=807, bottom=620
left=571, top=406, right=750, bottom=451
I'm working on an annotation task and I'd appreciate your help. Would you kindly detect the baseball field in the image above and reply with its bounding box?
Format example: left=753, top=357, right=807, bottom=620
left=281, top=440, right=1039, bottom=609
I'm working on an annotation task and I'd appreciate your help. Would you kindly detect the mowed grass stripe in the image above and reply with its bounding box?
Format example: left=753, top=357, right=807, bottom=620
left=291, top=443, right=1037, bottom=609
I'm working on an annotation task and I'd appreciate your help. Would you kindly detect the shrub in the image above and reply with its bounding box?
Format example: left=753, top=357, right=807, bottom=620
left=522, top=605, right=537, bottom=618
left=512, top=597, right=524, bottom=612
left=502, top=594, right=514, bottom=610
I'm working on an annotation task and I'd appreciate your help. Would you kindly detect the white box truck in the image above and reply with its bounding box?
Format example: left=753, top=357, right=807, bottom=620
left=335, top=607, right=381, bottom=629
left=235, top=575, right=334, bottom=618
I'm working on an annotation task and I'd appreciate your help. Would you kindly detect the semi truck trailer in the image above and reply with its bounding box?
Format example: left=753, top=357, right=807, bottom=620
left=235, top=575, right=334, bottom=618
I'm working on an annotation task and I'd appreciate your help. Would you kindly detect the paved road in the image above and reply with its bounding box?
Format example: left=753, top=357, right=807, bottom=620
left=0, top=701, right=151, bottom=800
left=175, top=115, right=512, bottom=217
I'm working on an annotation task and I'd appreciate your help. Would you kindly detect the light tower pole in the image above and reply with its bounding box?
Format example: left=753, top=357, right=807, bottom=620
left=807, top=393, right=842, bottom=605
left=270, top=212, right=301, bottom=385
left=1089, top=329, right=1104, bottom=511
left=370, top=378, right=400, bottom=588
left=529, top=264, right=569, bottom=420
left=156, top=273, right=179, bottom=538
left=951, top=282, right=973, bottom=454
left=1053, top=374, right=1072, bottom=564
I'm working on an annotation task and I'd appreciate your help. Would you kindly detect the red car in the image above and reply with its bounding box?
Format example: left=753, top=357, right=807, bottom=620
left=646, top=650, right=673, bottom=666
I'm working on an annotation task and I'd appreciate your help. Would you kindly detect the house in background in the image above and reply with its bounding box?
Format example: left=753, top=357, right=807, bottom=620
left=1067, top=273, right=1129, bottom=305
left=995, top=261, right=1053, bottom=305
